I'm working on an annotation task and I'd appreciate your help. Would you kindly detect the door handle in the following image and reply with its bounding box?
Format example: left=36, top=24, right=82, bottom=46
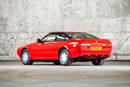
left=50, top=44, right=53, bottom=46
left=37, top=43, right=42, bottom=45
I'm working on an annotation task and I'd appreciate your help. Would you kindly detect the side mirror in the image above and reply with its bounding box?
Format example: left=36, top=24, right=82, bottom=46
left=37, top=39, right=42, bottom=43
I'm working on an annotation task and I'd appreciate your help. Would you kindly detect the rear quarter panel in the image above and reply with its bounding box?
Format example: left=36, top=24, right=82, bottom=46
left=66, top=39, right=80, bottom=58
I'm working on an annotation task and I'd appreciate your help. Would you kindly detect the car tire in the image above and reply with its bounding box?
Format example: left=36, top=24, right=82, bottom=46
left=53, top=61, right=60, bottom=65
left=21, top=49, right=33, bottom=65
left=91, top=58, right=105, bottom=65
left=59, top=49, right=72, bottom=66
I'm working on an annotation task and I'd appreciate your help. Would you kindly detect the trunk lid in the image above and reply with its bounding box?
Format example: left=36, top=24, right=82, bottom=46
left=79, top=39, right=112, bottom=56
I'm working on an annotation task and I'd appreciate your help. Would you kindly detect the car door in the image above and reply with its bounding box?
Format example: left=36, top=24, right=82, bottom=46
left=31, top=33, right=57, bottom=60
left=41, top=33, right=69, bottom=60
left=32, top=33, right=69, bottom=60
left=48, top=33, right=70, bottom=59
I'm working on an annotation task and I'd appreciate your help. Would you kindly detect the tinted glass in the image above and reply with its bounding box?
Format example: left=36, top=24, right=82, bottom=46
left=41, top=34, right=56, bottom=42
left=65, top=32, right=98, bottom=39
left=56, top=33, right=69, bottom=41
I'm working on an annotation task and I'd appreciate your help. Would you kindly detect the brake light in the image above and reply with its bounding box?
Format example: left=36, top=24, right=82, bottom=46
left=86, top=44, right=91, bottom=46
left=102, top=44, right=106, bottom=46
left=81, top=44, right=91, bottom=48
left=108, top=44, right=112, bottom=47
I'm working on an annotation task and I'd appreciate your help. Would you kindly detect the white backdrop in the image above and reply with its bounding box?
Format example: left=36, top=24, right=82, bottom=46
left=0, top=0, right=130, bottom=60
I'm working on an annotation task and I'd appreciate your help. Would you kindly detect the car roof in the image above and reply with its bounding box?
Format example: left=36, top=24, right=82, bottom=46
left=51, top=31, right=84, bottom=33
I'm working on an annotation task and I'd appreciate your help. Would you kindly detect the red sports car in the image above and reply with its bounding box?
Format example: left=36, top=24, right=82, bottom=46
left=17, top=31, right=112, bottom=66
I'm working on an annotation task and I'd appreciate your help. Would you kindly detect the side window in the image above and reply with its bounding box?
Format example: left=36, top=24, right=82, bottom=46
left=73, top=34, right=86, bottom=38
left=56, top=34, right=69, bottom=41
left=42, top=34, right=56, bottom=42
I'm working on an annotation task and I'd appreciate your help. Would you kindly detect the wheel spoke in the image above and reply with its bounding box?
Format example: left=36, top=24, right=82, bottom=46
left=60, top=51, right=68, bottom=64
left=59, top=49, right=72, bottom=66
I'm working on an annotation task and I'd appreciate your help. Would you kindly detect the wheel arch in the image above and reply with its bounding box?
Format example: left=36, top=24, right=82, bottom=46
left=20, top=47, right=33, bottom=60
left=58, top=47, right=67, bottom=58
left=20, top=48, right=27, bottom=57
left=58, top=46, right=72, bottom=59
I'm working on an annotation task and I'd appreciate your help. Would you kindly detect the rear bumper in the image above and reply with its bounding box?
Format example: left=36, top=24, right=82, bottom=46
left=73, top=53, right=111, bottom=62
left=82, top=53, right=111, bottom=58
left=73, top=53, right=110, bottom=62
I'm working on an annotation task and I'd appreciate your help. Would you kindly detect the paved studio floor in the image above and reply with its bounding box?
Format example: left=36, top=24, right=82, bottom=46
left=0, top=60, right=130, bottom=87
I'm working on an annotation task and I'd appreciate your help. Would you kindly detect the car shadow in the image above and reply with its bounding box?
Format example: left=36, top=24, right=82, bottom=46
left=32, top=63, right=93, bottom=66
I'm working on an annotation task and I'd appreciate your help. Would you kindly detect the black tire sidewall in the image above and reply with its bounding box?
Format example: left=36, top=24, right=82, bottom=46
left=92, top=59, right=105, bottom=65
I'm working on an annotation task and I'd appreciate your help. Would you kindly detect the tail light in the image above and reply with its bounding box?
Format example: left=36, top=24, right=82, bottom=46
left=108, top=44, right=112, bottom=46
left=86, top=44, right=91, bottom=48
left=108, top=44, right=112, bottom=47
left=81, top=44, right=91, bottom=48
left=102, top=44, right=106, bottom=48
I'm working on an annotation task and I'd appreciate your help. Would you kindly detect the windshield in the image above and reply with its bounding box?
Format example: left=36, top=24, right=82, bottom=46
left=65, top=32, right=98, bottom=39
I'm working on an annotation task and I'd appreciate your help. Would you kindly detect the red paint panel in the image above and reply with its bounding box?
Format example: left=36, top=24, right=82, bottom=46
left=17, top=33, right=112, bottom=62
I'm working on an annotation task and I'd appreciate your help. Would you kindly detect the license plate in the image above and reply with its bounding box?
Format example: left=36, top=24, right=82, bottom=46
left=90, top=46, right=102, bottom=50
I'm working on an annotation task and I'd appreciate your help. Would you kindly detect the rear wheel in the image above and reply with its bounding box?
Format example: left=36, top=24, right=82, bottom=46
left=59, top=49, right=72, bottom=66
left=21, top=49, right=33, bottom=65
left=91, top=58, right=105, bottom=65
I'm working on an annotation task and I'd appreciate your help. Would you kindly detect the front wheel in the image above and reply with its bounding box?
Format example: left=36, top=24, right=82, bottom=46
left=91, top=58, right=105, bottom=65
left=21, top=49, right=33, bottom=65
left=59, top=49, right=72, bottom=66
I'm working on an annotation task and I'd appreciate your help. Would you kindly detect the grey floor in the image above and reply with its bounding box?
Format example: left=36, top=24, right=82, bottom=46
left=0, top=60, right=130, bottom=87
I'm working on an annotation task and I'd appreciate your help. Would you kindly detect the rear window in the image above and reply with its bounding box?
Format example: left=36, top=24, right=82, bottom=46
left=65, top=32, right=98, bottom=39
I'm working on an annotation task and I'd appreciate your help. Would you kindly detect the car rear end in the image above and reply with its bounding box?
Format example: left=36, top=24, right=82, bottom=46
left=80, top=39, right=112, bottom=59
left=65, top=32, right=112, bottom=65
